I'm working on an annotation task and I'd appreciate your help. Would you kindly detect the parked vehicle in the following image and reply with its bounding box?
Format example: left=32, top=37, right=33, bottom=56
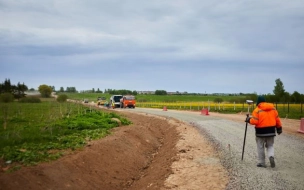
left=97, top=97, right=107, bottom=106
left=120, top=95, right=136, bottom=108
left=110, top=95, right=123, bottom=108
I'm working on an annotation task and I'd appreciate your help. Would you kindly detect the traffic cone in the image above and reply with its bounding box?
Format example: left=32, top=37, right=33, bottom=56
left=298, top=118, right=304, bottom=134
left=205, top=109, right=209, bottom=115
left=163, top=106, right=167, bottom=111
left=200, top=108, right=209, bottom=115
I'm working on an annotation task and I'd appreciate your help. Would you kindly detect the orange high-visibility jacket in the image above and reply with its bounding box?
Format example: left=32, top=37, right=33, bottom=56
left=249, top=102, right=282, bottom=137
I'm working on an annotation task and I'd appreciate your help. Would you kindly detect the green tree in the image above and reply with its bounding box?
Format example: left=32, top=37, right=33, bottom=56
left=265, top=94, right=276, bottom=103
left=282, top=92, right=290, bottom=102
left=155, top=90, right=167, bottom=95
left=14, top=82, right=28, bottom=99
left=0, top=79, right=28, bottom=100
left=273, top=78, right=285, bottom=102
left=60, top=87, right=64, bottom=92
left=38, top=84, right=53, bottom=98
left=65, top=87, right=77, bottom=93
left=291, top=91, right=302, bottom=103
left=132, top=90, right=138, bottom=95
left=0, top=78, right=12, bottom=93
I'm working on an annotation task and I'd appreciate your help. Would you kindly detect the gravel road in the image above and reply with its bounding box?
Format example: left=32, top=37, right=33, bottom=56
left=121, top=108, right=304, bottom=190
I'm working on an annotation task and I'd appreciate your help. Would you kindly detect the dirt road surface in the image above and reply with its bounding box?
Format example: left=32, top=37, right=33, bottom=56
left=1, top=106, right=303, bottom=190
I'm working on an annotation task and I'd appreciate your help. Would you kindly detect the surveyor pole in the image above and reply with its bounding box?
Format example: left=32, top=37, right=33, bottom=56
left=242, top=114, right=249, bottom=160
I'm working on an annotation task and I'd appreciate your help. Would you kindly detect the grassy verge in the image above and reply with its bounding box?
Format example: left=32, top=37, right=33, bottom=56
left=0, top=101, right=131, bottom=170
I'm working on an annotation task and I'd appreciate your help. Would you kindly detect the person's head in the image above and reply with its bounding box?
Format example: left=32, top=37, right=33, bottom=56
left=256, top=95, right=266, bottom=106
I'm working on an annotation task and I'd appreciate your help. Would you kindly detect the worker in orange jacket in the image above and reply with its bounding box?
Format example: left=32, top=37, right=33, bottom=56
left=245, top=95, right=282, bottom=168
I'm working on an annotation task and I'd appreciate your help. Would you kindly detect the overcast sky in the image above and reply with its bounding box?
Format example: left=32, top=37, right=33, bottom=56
left=1, top=0, right=303, bottom=94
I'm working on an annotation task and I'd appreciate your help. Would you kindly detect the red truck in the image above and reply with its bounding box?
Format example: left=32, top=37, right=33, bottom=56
left=120, top=95, right=136, bottom=108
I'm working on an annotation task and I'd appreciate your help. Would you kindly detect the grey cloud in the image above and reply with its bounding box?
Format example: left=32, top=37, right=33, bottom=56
left=1, top=0, right=304, bottom=93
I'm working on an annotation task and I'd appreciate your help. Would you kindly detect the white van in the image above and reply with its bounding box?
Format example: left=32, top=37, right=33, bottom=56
left=110, top=95, right=123, bottom=108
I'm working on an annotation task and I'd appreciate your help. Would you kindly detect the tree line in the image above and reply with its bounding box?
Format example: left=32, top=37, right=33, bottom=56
left=104, top=89, right=138, bottom=95
left=263, top=78, right=304, bottom=103
left=0, top=79, right=28, bottom=99
left=58, top=87, right=78, bottom=93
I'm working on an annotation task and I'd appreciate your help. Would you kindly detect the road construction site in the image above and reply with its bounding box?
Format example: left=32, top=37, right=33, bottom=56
left=119, top=107, right=304, bottom=190
left=1, top=104, right=303, bottom=190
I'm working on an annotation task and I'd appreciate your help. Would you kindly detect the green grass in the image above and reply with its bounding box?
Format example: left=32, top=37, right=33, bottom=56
left=0, top=100, right=131, bottom=168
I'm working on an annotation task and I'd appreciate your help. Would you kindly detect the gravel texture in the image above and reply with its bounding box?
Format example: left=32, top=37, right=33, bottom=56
left=123, top=108, right=304, bottom=190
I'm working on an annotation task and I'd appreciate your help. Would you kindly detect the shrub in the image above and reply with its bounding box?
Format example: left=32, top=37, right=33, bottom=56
left=213, top=98, right=223, bottom=103
left=0, top=93, right=14, bottom=103
left=19, top=97, right=41, bottom=103
left=57, top=94, right=68, bottom=102
left=38, top=84, right=52, bottom=98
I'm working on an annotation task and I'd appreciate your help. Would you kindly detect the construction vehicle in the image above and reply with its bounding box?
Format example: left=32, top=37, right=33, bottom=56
left=97, top=97, right=107, bottom=106
left=120, top=95, right=136, bottom=108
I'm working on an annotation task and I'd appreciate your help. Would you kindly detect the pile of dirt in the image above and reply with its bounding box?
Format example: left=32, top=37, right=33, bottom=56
left=0, top=112, right=179, bottom=190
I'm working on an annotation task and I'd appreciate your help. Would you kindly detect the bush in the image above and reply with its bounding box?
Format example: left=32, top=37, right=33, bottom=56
left=0, top=93, right=14, bottom=103
left=57, top=94, right=68, bottom=102
left=213, top=98, right=223, bottom=103
left=19, top=97, right=41, bottom=103
left=38, top=84, right=52, bottom=98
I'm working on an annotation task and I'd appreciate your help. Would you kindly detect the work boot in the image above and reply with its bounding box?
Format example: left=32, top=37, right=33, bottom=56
left=256, top=163, right=266, bottom=168
left=269, top=156, right=275, bottom=168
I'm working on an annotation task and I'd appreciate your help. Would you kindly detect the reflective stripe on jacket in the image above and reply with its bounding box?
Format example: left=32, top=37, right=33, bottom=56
left=249, top=102, right=282, bottom=137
